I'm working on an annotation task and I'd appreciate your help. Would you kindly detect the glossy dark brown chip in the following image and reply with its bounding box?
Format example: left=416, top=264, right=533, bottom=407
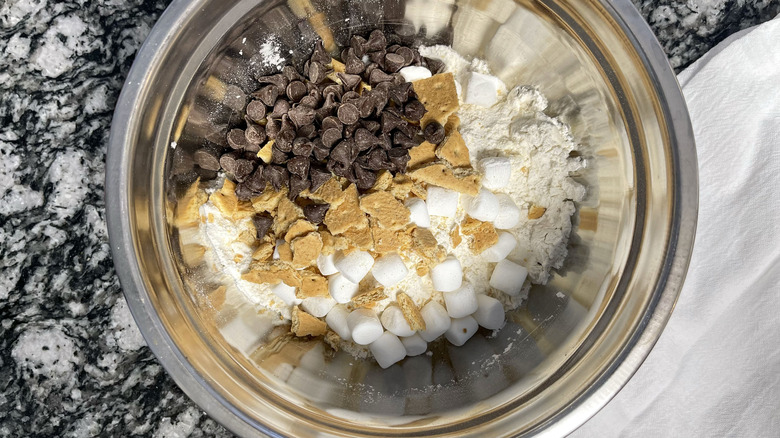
left=227, top=128, right=249, bottom=150
left=245, top=122, right=266, bottom=144
left=292, top=137, right=314, bottom=156
left=299, top=95, right=319, bottom=108
left=360, top=119, right=380, bottom=134
left=355, top=97, right=374, bottom=118
left=288, top=105, right=316, bottom=128
left=341, top=90, right=360, bottom=103
left=246, top=100, right=267, bottom=122
left=275, top=128, right=296, bottom=152
left=257, top=84, right=280, bottom=106
left=366, top=29, right=387, bottom=52
left=344, top=49, right=366, bottom=75
left=354, top=128, right=380, bottom=151
left=321, top=83, right=343, bottom=99
left=392, top=131, right=418, bottom=149
left=312, top=140, right=331, bottom=161
left=381, top=111, right=405, bottom=134
left=404, top=99, right=426, bottom=121
left=353, top=164, right=377, bottom=190
left=288, top=176, right=310, bottom=200
left=244, top=166, right=266, bottom=192
left=256, top=73, right=288, bottom=90
left=297, top=124, right=316, bottom=139
left=270, top=99, right=290, bottom=118
left=322, top=128, right=343, bottom=148
left=344, top=122, right=359, bottom=138
left=271, top=147, right=290, bottom=164
left=311, top=40, right=331, bottom=65
left=368, top=50, right=387, bottom=69
left=423, top=121, right=446, bottom=144
left=287, top=155, right=310, bottom=178
left=350, top=35, right=368, bottom=57
left=365, top=148, right=392, bottom=170
left=388, top=147, right=410, bottom=172
left=265, top=118, right=280, bottom=139
left=322, top=116, right=343, bottom=132
left=252, top=214, right=273, bottom=238
left=338, top=72, right=362, bottom=91
left=384, top=53, right=405, bottom=72
left=219, top=152, right=239, bottom=174
left=337, top=103, right=360, bottom=125
left=396, top=46, right=415, bottom=66
left=309, top=166, right=331, bottom=191
left=424, top=57, right=445, bottom=74
left=233, top=159, right=255, bottom=182
left=308, top=61, right=328, bottom=84
left=303, top=203, right=330, bottom=224
left=286, top=81, right=307, bottom=102
left=264, top=165, right=289, bottom=191
left=282, top=65, right=304, bottom=82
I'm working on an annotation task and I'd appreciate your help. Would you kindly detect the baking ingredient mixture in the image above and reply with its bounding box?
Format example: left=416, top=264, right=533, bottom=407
left=173, top=30, right=585, bottom=368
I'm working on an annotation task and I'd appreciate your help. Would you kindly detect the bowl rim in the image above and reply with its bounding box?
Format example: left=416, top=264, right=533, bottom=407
left=105, top=0, right=698, bottom=436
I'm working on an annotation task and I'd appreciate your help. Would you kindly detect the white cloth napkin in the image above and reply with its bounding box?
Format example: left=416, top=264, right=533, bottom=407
left=571, top=15, right=780, bottom=437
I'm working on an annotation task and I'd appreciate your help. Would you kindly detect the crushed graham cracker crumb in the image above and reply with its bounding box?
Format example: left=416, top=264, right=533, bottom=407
left=243, top=262, right=301, bottom=288
left=284, top=219, right=317, bottom=242
left=412, top=73, right=460, bottom=128
left=408, top=163, right=480, bottom=196
left=445, top=114, right=460, bottom=133
left=461, top=217, right=499, bottom=254
left=528, top=205, right=547, bottom=219
left=389, top=174, right=415, bottom=200
left=369, top=217, right=401, bottom=254
left=297, top=269, right=330, bottom=298
left=408, top=141, right=437, bottom=169
left=251, top=183, right=287, bottom=213
left=396, top=292, right=425, bottom=331
left=291, top=306, right=327, bottom=337
left=351, top=287, right=387, bottom=308
left=323, top=184, right=368, bottom=234
left=174, top=179, right=207, bottom=228
left=450, top=225, right=462, bottom=248
left=252, top=242, right=275, bottom=261
left=291, top=231, right=323, bottom=268
left=369, top=170, right=393, bottom=192
left=359, top=191, right=411, bottom=230
left=341, top=226, right=373, bottom=251
left=436, top=130, right=471, bottom=168
left=301, top=177, right=346, bottom=206
left=273, top=196, right=305, bottom=236
left=277, top=240, right=293, bottom=262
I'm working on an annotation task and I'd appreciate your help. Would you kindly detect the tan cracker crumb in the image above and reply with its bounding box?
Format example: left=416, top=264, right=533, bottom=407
left=291, top=306, right=327, bottom=337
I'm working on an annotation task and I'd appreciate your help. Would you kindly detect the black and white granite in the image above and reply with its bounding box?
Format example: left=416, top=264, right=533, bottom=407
left=0, top=0, right=776, bottom=436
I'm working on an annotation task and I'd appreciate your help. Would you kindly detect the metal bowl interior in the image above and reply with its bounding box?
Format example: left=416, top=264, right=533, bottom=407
left=106, top=0, right=697, bottom=436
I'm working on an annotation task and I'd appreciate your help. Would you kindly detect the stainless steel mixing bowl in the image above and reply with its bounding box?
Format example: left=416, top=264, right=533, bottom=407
left=106, top=0, right=697, bottom=436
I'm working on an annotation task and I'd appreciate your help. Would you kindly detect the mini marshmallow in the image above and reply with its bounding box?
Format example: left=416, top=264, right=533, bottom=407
left=401, top=333, right=428, bottom=356
left=301, top=296, right=336, bottom=318
left=445, top=316, right=479, bottom=346
left=405, top=197, right=431, bottom=228
left=443, top=282, right=479, bottom=318
left=477, top=157, right=512, bottom=190
left=489, top=259, right=528, bottom=296
left=380, top=305, right=416, bottom=337
left=325, top=305, right=352, bottom=341
left=317, top=253, right=339, bottom=276
left=347, top=308, right=384, bottom=345
left=467, top=188, right=499, bottom=222
left=371, top=253, right=409, bottom=287
left=419, top=301, right=452, bottom=342
left=370, top=331, right=407, bottom=369
left=399, top=65, right=432, bottom=82
left=482, top=231, right=517, bottom=262
left=430, top=256, right=463, bottom=292
left=328, top=273, right=359, bottom=303
left=219, top=308, right=274, bottom=354
left=270, top=281, right=298, bottom=306
left=493, top=194, right=521, bottom=229
left=334, top=250, right=374, bottom=283
left=473, top=294, right=505, bottom=330
left=426, top=185, right=459, bottom=218
left=464, top=72, right=506, bottom=108
left=272, top=239, right=285, bottom=259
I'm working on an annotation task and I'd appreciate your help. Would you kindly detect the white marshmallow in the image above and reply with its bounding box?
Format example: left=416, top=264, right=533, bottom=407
left=371, top=253, right=408, bottom=287
left=219, top=308, right=274, bottom=354
left=426, top=185, right=459, bottom=218
left=405, top=197, right=431, bottom=228
left=300, top=296, right=336, bottom=318
left=369, top=331, right=407, bottom=369
left=399, top=65, right=432, bottom=82
left=464, top=72, right=506, bottom=108
left=442, top=282, right=479, bottom=318
left=477, top=157, right=512, bottom=190
left=325, top=305, right=352, bottom=341
left=493, top=194, right=521, bottom=229
left=272, top=238, right=285, bottom=259
left=270, top=281, right=298, bottom=306
left=489, top=259, right=528, bottom=296
left=380, top=305, right=415, bottom=337
left=347, top=308, right=384, bottom=345
left=317, top=253, right=339, bottom=276
left=445, top=316, right=479, bottom=346
left=430, top=256, right=463, bottom=292
left=473, top=294, right=505, bottom=330
left=482, top=231, right=517, bottom=262
left=328, top=273, right=359, bottom=303
left=334, top=250, right=374, bottom=283
left=401, top=333, right=428, bottom=356
left=419, top=301, right=452, bottom=342
left=467, top=188, right=499, bottom=222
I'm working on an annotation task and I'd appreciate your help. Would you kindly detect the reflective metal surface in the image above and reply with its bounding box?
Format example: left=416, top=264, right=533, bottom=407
left=106, top=0, right=697, bottom=436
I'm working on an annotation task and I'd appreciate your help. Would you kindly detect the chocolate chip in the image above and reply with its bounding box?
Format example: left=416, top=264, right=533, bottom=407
left=364, top=63, right=380, bottom=80
left=321, top=83, right=343, bottom=99
left=381, top=111, right=405, bottom=134
left=384, top=53, right=405, bottom=72
left=233, top=159, right=255, bottom=182
left=337, top=103, right=360, bottom=125
left=270, top=99, right=290, bottom=118
left=303, top=203, right=329, bottom=224
left=386, top=44, right=400, bottom=53
left=292, top=137, right=314, bottom=156
left=227, top=128, right=248, bottom=150
left=396, top=46, right=415, bottom=66
left=246, top=100, right=267, bottom=122
left=256, top=84, right=279, bottom=106
left=367, top=88, right=388, bottom=113
left=235, top=182, right=256, bottom=201
left=360, top=119, right=380, bottom=134
left=256, top=73, right=289, bottom=90
left=271, top=147, right=290, bottom=164
left=322, top=127, right=343, bottom=148
left=337, top=73, right=362, bottom=91
left=322, top=116, right=343, bottom=132
left=286, top=81, right=307, bottom=102
left=287, top=155, right=310, bottom=178
left=320, top=92, right=339, bottom=113
left=393, top=131, right=418, bottom=149
left=252, top=214, right=273, bottom=238
left=369, top=68, right=394, bottom=86
left=264, top=165, right=289, bottom=191
left=327, top=157, right=351, bottom=178
left=388, top=147, right=410, bottom=172
left=245, top=122, right=266, bottom=145
left=265, top=118, right=280, bottom=139
left=313, top=139, right=331, bottom=161
left=244, top=166, right=266, bottom=192
left=355, top=128, right=380, bottom=151
left=355, top=97, right=374, bottom=118
left=309, top=166, right=331, bottom=191
left=299, top=95, right=319, bottom=108
left=308, top=61, right=328, bottom=84
left=282, top=65, right=304, bottom=82
left=388, top=83, right=412, bottom=105
left=275, top=128, right=296, bottom=152
left=288, top=176, right=310, bottom=200
left=353, top=164, right=377, bottom=190
left=404, top=99, right=426, bottom=121
left=344, top=49, right=365, bottom=75
left=341, top=90, right=360, bottom=103
left=366, top=29, right=386, bottom=52
left=423, top=121, right=445, bottom=144
left=344, top=122, right=359, bottom=138
left=311, top=40, right=331, bottom=65
left=424, top=57, right=445, bottom=74
left=219, top=152, right=239, bottom=174
left=390, top=72, right=406, bottom=86
left=288, top=105, right=315, bottom=128
left=330, top=140, right=356, bottom=166
left=365, top=148, right=392, bottom=170
left=368, top=50, right=387, bottom=69
left=297, top=124, right=316, bottom=139
left=350, top=35, right=368, bottom=57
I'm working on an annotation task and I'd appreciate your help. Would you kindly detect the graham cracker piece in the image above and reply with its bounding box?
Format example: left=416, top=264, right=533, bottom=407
left=257, top=140, right=274, bottom=163
left=236, top=229, right=257, bottom=246
left=297, top=270, right=329, bottom=298
left=274, top=196, right=305, bottom=236
left=370, top=170, right=393, bottom=192
left=411, top=227, right=446, bottom=265
left=410, top=181, right=428, bottom=199
left=291, top=306, right=327, bottom=337
left=408, top=164, right=480, bottom=196
left=341, top=226, right=373, bottom=251
left=436, top=130, right=471, bottom=168
left=252, top=183, right=287, bottom=213
left=445, top=114, right=460, bottom=133
left=210, top=179, right=243, bottom=219
left=408, top=141, right=437, bottom=169
left=284, top=219, right=317, bottom=242
left=359, top=191, right=411, bottom=230
left=450, top=225, right=462, bottom=248
left=301, top=177, right=346, bottom=205
left=396, top=292, right=425, bottom=331
left=323, top=184, right=368, bottom=234
left=461, top=217, right=498, bottom=254
left=330, top=58, right=346, bottom=73
left=291, top=232, right=323, bottom=268
left=528, top=205, right=547, bottom=220
left=412, top=73, right=460, bottom=128
left=369, top=217, right=400, bottom=254
left=351, top=287, right=387, bottom=308
left=277, top=240, right=293, bottom=262
left=181, top=244, right=205, bottom=267
left=389, top=174, right=415, bottom=200
left=243, top=261, right=302, bottom=288
left=252, top=241, right=275, bottom=261
left=416, top=265, right=429, bottom=276
left=324, top=330, right=341, bottom=350
left=174, top=179, right=207, bottom=228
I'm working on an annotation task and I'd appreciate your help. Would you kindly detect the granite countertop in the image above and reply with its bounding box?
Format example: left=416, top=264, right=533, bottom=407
left=0, top=0, right=777, bottom=436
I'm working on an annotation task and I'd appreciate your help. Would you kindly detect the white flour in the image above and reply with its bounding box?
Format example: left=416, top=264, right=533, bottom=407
left=257, top=38, right=285, bottom=71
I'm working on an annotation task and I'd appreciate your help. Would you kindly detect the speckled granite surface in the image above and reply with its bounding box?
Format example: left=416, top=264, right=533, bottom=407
left=0, top=0, right=776, bottom=436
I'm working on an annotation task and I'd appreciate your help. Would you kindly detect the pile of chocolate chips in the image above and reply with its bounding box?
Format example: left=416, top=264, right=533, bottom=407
left=208, top=30, right=448, bottom=203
